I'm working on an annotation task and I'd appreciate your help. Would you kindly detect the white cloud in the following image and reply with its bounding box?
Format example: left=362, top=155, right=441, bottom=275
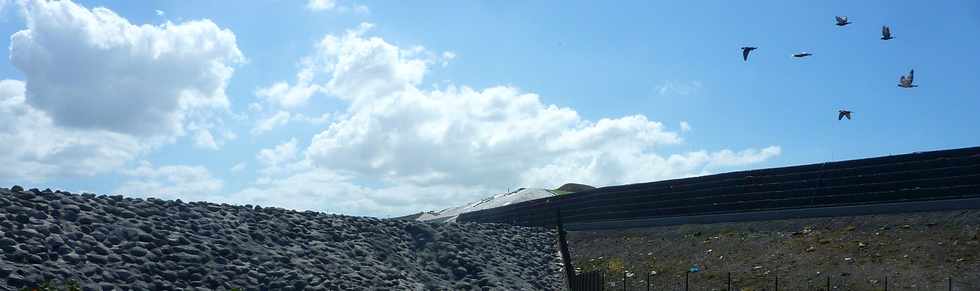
left=230, top=162, right=247, bottom=173
left=0, top=79, right=146, bottom=182
left=441, top=51, right=456, bottom=67
left=306, top=0, right=336, bottom=11
left=293, top=113, right=332, bottom=125
left=250, top=111, right=291, bottom=135
left=351, top=4, right=370, bottom=14
left=193, top=129, right=219, bottom=150
left=155, top=9, right=164, bottom=16
left=680, top=121, right=692, bottom=132
left=656, top=80, right=703, bottom=96
left=10, top=0, right=244, bottom=138
left=255, top=80, right=321, bottom=110
left=115, top=161, right=224, bottom=201
left=703, top=146, right=782, bottom=170
left=257, top=138, right=299, bottom=167
left=231, top=24, right=781, bottom=216
left=248, top=102, right=263, bottom=113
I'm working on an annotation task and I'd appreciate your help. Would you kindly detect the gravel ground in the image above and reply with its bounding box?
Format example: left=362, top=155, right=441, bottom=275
left=567, top=210, right=980, bottom=291
left=0, top=186, right=562, bottom=290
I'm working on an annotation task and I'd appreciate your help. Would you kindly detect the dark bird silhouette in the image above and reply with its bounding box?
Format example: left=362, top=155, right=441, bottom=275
left=898, top=69, right=917, bottom=88
left=881, top=25, right=893, bottom=40
left=835, top=16, right=851, bottom=26
left=741, top=47, right=757, bottom=61
left=838, top=110, right=852, bottom=120
left=793, top=52, right=812, bottom=58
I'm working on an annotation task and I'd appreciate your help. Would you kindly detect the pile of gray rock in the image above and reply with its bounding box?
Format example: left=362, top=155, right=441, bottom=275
left=0, top=186, right=561, bottom=290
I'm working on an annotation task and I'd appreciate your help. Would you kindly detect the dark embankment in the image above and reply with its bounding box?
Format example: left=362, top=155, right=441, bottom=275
left=0, top=186, right=561, bottom=290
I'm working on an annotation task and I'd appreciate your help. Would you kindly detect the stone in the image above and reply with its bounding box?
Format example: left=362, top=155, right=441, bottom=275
left=64, top=252, right=83, bottom=264
left=78, top=215, right=97, bottom=225
left=115, top=269, right=134, bottom=282
left=86, top=254, right=108, bottom=264
left=30, top=210, right=48, bottom=219
left=14, top=214, right=30, bottom=224
left=0, top=237, right=16, bottom=247
left=125, top=246, right=148, bottom=257
left=10, top=185, right=24, bottom=192
left=45, top=234, right=66, bottom=249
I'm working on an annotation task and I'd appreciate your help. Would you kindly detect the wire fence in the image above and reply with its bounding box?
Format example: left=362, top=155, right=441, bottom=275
left=575, top=270, right=980, bottom=291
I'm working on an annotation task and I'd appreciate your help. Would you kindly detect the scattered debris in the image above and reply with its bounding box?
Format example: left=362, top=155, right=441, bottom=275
left=806, top=246, right=816, bottom=252
left=843, top=257, right=855, bottom=263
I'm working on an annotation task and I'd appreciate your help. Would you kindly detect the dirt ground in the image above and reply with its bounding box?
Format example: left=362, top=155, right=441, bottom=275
left=566, top=209, right=980, bottom=291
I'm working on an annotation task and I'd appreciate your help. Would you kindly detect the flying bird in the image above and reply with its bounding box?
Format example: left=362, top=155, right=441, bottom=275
left=835, top=16, right=851, bottom=26
left=898, top=69, right=917, bottom=88
left=793, top=52, right=813, bottom=58
left=838, top=110, right=853, bottom=120
left=741, top=47, right=757, bottom=61
left=881, top=26, right=893, bottom=40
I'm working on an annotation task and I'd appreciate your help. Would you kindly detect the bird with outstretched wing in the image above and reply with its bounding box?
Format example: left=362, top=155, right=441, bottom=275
left=741, top=47, right=757, bottom=61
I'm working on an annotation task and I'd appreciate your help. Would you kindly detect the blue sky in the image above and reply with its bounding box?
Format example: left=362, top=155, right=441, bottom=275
left=0, top=0, right=977, bottom=217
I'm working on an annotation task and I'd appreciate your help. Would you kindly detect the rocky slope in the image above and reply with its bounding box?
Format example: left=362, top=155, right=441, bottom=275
left=0, top=186, right=562, bottom=290
left=567, top=210, right=980, bottom=291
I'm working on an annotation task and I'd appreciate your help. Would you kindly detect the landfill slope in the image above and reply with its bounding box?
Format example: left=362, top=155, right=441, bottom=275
left=0, top=186, right=562, bottom=290
left=567, top=209, right=980, bottom=290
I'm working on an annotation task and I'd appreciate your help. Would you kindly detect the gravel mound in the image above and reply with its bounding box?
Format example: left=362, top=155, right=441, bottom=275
left=416, top=188, right=558, bottom=224
left=0, top=186, right=562, bottom=290
left=554, top=183, right=594, bottom=193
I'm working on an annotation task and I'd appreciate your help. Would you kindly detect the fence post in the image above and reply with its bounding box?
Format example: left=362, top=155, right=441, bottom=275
left=685, top=272, right=689, bottom=291
left=826, top=275, right=830, bottom=291
left=646, top=272, right=650, bottom=291
left=775, top=275, right=779, bottom=291
left=727, top=272, right=731, bottom=291
left=623, top=270, right=627, bottom=291
left=884, top=276, right=888, bottom=291
left=948, top=276, right=952, bottom=291
left=556, top=210, right=576, bottom=290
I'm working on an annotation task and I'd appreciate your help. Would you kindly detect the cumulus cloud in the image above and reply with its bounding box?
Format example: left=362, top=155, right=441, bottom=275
left=306, top=0, right=336, bottom=11
left=680, top=121, right=692, bottom=132
left=656, top=80, right=703, bottom=96
left=255, top=80, right=321, bottom=110
left=230, top=162, right=247, bottom=173
left=0, top=79, right=145, bottom=183
left=293, top=113, right=332, bottom=125
left=441, top=51, right=456, bottom=67
left=10, top=0, right=244, bottom=138
left=230, top=24, right=782, bottom=216
left=115, top=161, right=224, bottom=201
left=351, top=4, right=370, bottom=14
left=257, top=138, right=299, bottom=168
left=251, top=111, right=292, bottom=135
left=193, top=129, right=219, bottom=150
